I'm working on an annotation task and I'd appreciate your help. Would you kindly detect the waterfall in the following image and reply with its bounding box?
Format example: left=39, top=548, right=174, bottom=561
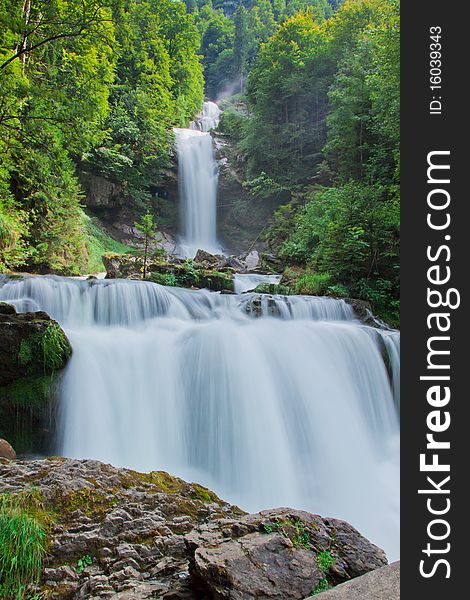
left=0, top=275, right=400, bottom=560
left=191, top=100, right=221, bottom=133
left=175, top=101, right=221, bottom=257
left=234, top=273, right=282, bottom=294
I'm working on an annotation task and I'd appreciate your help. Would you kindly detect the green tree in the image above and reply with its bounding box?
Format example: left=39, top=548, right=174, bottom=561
left=135, top=210, right=157, bottom=279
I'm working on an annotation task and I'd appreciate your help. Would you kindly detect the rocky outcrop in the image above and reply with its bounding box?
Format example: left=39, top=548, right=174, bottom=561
left=304, top=561, right=400, bottom=600
left=0, top=303, right=71, bottom=455
left=344, top=298, right=394, bottom=330
left=78, top=172, right=124, bottom=208
left=0, top=302, right=71, bottom=387
left=102, top=253, right=236, bottom=292
left=0, top=458, right=242, bottom=599
left=186, top=509, right=386, bottom=600
left=0, top=458, right=388, bottom=600
left=214, top=133, right=287, bottom=256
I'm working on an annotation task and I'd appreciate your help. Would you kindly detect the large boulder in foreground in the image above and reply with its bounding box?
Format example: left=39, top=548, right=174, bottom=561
left=186, top=509, right=387, bottom=599
left=304, top=561, right=400, bottom=600
left=0, top=459, right=387, bottom=599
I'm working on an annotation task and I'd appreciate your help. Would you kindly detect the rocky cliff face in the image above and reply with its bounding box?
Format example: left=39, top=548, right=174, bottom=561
left=214, top=134, right=284, bottom=256
left=0, top=458, right=387, bottom=600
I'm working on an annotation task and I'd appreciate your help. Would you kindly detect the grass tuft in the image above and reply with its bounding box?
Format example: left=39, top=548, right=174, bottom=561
left=0, top=491, right=49, bottom=599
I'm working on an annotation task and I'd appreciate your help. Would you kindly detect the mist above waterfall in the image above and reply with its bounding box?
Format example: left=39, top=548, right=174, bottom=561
left=0, top=275, right=400, bottom=560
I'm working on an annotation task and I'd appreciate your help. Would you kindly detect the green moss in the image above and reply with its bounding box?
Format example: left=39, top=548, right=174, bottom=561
left=312, top=578, right=331, bottom=595
left=253, top=283, right=291, bottom=295
left=18, top=339, right=34, bottom=366
left=119, top=469, right=186, bottom=494
left=147, top=263, right=234, bottom=291
left=200, top=270, right=234, bottom=292
left=0, top=375, right=58, bottom=454
left=0, top=375, right=54, bottom=410
left=40, top=322, right=71, bottom=372
left=148, top=272, right=178, bottom=286
left=16, top=323, right=71, bottom=376
left=54, top=488, right=117, bottom=522
left=190, top=484, right=223, bottom=505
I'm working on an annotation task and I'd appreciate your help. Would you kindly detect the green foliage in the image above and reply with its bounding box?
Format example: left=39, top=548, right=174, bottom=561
left=75, top=554, right=93, bottom=574
left=326, top=283, right=349, bottom=297
left=313, top=577, right=330, bottom=594
left=135, top=210, right=157, bottom=279
left=0, top=0, right=204, bottom=275
left=84, top=215, right=132, bottom=274
left=261, top=517, right=311, bottom=550
left=277, top=182, right=399, bottom=318
left=317, top=549, right=336, bottom=572
left=0, top=200, right=29, bottom=272
left=0, top=491, right=49, bottom=600
left=148, top=272, right=178, bottom=287
left=18, top=323, right=71, bottom=374
left=195, top=0, right=340, bottom=98
left=253, top=283, right=291, bottom=295
left=135, top=210, right=157, bottom=240
left=240, top=0, right=400, bottom=323
left=293, top=272, right=331, bottom=295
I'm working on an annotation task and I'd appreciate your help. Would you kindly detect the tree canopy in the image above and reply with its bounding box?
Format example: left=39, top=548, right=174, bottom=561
left=0, top=0, right=203, bottom=273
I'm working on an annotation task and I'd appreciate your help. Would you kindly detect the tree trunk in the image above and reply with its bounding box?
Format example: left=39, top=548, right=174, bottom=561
left=20, top=0, right=32, bottom=69
left=143, top=236, right=148, bottom=280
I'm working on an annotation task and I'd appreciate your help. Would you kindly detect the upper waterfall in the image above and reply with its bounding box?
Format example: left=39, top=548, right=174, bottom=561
left=174, top=101, right=222, bottom=257
left=191, top=101, right=221, bottom=132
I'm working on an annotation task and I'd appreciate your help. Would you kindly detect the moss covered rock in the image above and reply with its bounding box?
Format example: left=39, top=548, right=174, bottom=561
left=0, top=303, right=71, bottom=387
left=103, top=253, right=236, bottom=292
left=0, top=303, right=71, bottom=454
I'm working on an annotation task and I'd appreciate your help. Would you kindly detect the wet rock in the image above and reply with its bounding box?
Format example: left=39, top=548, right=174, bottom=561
left=0, top=437, right=16, bottom=460
left=0, top=303, right=71, bottom=386
left=344, top=298, right=395, bottom=330
left=0, top=305, right=71, bottom=455
left=241, top=250, right=261, bottom=271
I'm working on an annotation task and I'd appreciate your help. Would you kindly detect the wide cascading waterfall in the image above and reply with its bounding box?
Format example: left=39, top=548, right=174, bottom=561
left=175, top=101, right=221, bottom=257
left=0, top=275, right=400, bottom=560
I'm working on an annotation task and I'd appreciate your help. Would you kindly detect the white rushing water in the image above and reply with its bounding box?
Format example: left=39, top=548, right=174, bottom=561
left=175, top=101, right=222, bottom=257
left=234, top=273, right=282, bottom=294
left=191, top=100, right=221, bottom=133
left=0, top=275, right=400, bottom=560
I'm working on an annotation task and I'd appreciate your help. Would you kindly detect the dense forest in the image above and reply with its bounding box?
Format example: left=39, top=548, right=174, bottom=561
left=0, top=0, right=399, bottom=323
